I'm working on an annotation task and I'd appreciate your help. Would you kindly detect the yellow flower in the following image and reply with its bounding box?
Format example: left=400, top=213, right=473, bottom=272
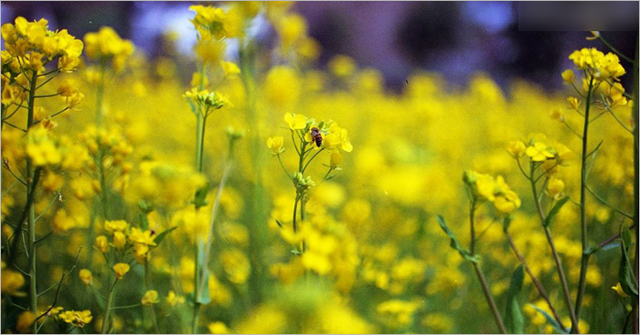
left=493, top=190, right=521, bottom=213
left=267, top=136, right=285, bottom=154
left=95, top=235, right=109, bottom=253
left=324, top=123, right=353, bottom=153
left=525, top=143, right=555, bottom=162
left=189, top=5, right=228, bottom=40
left=166, top=290, right=185, bottom=307
left=208, top=321, right=230, bottom=334
left=474, top=173, right=496, bottom=202
left=546, top=177, right=565, bottom=199
left=561, top=69, right=575, bottom=84
left=330, top=151, right=343, bottom=168
left=568, top=96, right=581, bottom=110
left=220, top=60, right=240, bottom=77
left=113, top=231, right=127, bottom=249
left=26, top=128, right=61, bottom=167
left=113, top=263, right=130, bottom=280
left=58, top=310, right=92, bottom=328
left=128, top=227, right=157, bottom=246
left=329, top=55, right=357, bottom=78
left=16, top=311, right=35, bottom=333
left=275, top=14, right=307, bottom=49
left=507, top=140, right=526, bottom=158
left=1, top=266, right=26, bottom=297
left=104, top=220, right=129, bottom=234
left=284, top=112, right=307, bottom=130
left=612, top=282, right=628, bottom=298
left=141, top=290, right=160, bottom=306
left=79, top=269, right=93, bottom=286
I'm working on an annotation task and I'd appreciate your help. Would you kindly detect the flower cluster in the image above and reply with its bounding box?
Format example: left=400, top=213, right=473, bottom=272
left=463, top=170, right=521, bottom=213
left=1, top=17, right=83, bottom=72
left=568, top=48, right=625, bottom=80
left=84, top=27, right=134, bottom=71
left=58, top=310, right=93, bottom=328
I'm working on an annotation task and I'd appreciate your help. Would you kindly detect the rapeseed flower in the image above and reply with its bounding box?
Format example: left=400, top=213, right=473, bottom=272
left=113, top=263, right=130, bottom=280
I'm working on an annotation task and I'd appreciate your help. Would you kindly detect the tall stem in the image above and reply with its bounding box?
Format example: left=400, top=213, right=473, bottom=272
left=144, top=262, right=160, bottom=333
left=96, top=61, right=105, bottom=126
left=469, top=202, right=506, bottom=334
left=469, top=201, right=477, bottom=255
left=195, top=113, right=206, bottom=174
left=472, top=263, right=507, bottom=334
left=101, top=279, right=118, bottom=334
left=529, top=163, right=580, bottom=333
left=574, top=76, right=594, bottom=322
left=26, top=70, right=38, bottom=333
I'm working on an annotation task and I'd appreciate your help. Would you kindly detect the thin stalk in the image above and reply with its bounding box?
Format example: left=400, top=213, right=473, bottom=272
left=191, top=61, right=207, bottom=334
left=198, top=150, right=234, bottom=303
left=195, top=112, right=206, bottom=173
left=96, top=61, right=105, bottom=126
left=530, top=163, right=580, bottom=333
left=469, top=201, right=477, bottom=254
left=472, top=262, right=507, bottom=334
left=469, top=202, right=506, bottom=334
left=26, top=69, right=38, bottom=334
left=101, top=279, right=118, bottom=334
left=292, top=197, right=299, bottom=233
left=505, top=230, right=567, bottom=331
left=192, top=242, right=200, bottom=334
left=144, top=262, right=160, bottom=333
left=574, top=75, right=595, bottom=322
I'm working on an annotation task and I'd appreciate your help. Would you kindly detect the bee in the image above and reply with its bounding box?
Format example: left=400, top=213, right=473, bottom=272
left=310, top=127, right=323, bottom=147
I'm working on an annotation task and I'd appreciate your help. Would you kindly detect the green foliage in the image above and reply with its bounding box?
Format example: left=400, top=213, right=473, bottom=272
left=436, top=215, right=479, bottom=263
left=505, top=265, right=525, bottom=334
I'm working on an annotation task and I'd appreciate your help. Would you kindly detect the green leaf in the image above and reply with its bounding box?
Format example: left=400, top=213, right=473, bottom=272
left=505, top=265, right=525, bottom=334
left=618, top=225, right=638, bottom=297
left=544, top=197, right=569, bottom=227
left=436, top=215, right=479, bottom=263
left=154, top=227, right=177, bottom=247
left=192, top=182, right=210, bottom=209
left=527, top=304, right=567, bottom=334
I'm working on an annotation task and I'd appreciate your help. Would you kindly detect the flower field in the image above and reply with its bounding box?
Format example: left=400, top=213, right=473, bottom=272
left=1, top=2, right=638, bottom=334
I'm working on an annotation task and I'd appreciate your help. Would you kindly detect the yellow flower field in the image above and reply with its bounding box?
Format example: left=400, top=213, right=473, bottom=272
left=1, top=2, right=638, bottom=334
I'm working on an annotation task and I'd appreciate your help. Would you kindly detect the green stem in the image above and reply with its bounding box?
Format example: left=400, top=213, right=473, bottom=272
left=26, top=69, right=38, bottom=334
left=469, top=201, right=506, bottom=334
left=574, top=75, right=595, bottom=323
left=301, top=148, right=324, bottom=173
left=598, top=35, right=635, bottom=64
left=96, top=61, right=105, bottom=126
left=505, top=230, right=567, bottom=331
left=472, top=262, right=507, bottom=334
left=292, top=197, right=299, bottom=233
left=469, top=200, right=477, bottom=255
left=192, top=241, right=200, bottom=334
left=144, top=262, right=160, bottom=333
left=195, top=113, right=206, bottom=174
left=529, top=163, right=580, bottom=333
left=101, top=279, right=118, bottom=334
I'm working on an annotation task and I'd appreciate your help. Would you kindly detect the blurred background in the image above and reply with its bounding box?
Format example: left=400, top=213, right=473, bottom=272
left=2, top=1, right=637, bottom=91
